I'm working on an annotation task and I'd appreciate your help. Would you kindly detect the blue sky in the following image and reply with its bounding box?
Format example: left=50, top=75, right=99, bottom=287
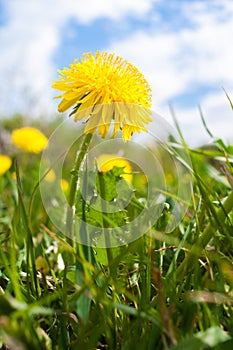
left=54, top=1, right=198, bottom=68
left=54, top=2, right=192, bottom=67
left=0, top=0, right=233, bottom=146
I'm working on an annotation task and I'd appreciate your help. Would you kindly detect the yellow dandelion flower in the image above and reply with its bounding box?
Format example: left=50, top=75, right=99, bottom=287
left=53, top=51, right=152, bottom=141
left=60, top=178, right=69, bottom=192
left=45, top=169, right=56, bottom=183
left=12, top=127, right=48, bottom=153
left=98, top=154, right=132, bottom=183
left=0, top=155, right=12, bottom=175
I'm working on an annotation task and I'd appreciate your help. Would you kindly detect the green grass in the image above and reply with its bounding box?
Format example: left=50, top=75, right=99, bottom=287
left=0, top=110, right=233, bottom=350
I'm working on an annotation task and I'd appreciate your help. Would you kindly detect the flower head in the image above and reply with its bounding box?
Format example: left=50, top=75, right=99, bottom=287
left=0, top=155, right=12, bottom=175
left=98, top=154, right=132, bottom=183
left=12, top=127, right=48, bottom=153
left=53, top=51, right=152, bottom=141
left=60, top=178, right=69, bottom=192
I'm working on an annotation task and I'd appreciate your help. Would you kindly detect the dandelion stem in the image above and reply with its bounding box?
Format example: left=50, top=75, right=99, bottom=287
left=97, top=171, right=114, bottom=270
left=66, top=133, right=93, bottom=238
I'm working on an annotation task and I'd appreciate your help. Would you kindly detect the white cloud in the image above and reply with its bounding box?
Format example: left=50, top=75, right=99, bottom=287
left=106, top=4, right=233, bottom=103
left=200, top=91, right=233, bottom=142
left=0, top=0, right=154, bottom=116
left=105, top=1, right=233, bottom=146
left=165, top=92, right=233, bottom=148
left=0, top=0, right=232, bottom=146
left=5, top=0, right=154, bottom=25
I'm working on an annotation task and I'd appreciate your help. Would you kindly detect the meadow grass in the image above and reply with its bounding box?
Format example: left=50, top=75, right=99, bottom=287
left=0, top=109, right=233, bottom=350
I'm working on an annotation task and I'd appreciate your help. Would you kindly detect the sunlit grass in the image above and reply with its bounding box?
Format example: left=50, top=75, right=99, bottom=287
left=0, top=108, right=233, bottom=350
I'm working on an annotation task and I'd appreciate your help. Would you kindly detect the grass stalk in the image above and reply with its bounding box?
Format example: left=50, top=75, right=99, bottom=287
left=176, top=189, right=233, bottom=280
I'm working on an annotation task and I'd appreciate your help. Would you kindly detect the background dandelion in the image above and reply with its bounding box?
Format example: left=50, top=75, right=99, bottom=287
left=11, top=127, right=48, bottom=153
left=98, top=154, right=133, bottom=183
left=0, top=155, right=12, bottom=175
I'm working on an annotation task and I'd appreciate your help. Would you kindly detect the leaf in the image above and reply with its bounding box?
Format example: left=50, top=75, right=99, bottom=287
left=195, top=326, right=231, bottom=348
left=170, top=337, right=204, bottom=350
left=222, top=87, right=233, bottom=110
left=75, top=167, right=132, bottom=230
left=199, top=105, right=214, bottom=138
left=170, top=327, right=231, bottom=350
left=41, top=224, right=74, bottom=253
left=94, top=246, right=122, bottom=265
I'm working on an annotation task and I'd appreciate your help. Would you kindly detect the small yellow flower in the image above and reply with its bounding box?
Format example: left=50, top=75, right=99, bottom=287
left=45, top=169, right=56, bottom=183
left=98, top=154, right=132, bottom=183
left=12, top=127, right=48, bottom=153
left=35, top=256, right=49, bottom=274
left=53, top=51, right=152, bottom=141
left=0, top=155, right=12, bottom=175
left=60, top=178, right=69, bottom=192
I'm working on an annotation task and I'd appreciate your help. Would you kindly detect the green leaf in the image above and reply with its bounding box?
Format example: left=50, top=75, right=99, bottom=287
left=170, top=327, right=231, bottom=350
left=223, top=87, right=233, bottom=110
left=170, top=337, right=204, bottom=350
left=195, top=326, right=231, bottom=348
